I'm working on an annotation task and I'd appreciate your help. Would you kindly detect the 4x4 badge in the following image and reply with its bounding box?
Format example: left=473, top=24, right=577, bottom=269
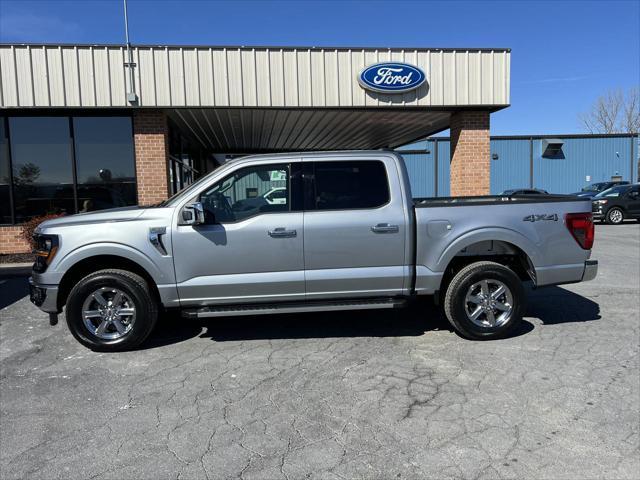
left=523, top=214, right=558, bottom=222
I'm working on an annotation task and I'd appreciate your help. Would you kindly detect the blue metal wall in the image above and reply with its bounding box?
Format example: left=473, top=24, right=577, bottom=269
left=489, top=138, right=531, bottom=193
left=436, top=140, right=451, bottom=197
left=399, top=134, right=638, bottom=197
left=397, top=139, right=450, bottom=197
left=531, top=136, right=638, bottom=193
left=398, top=151, right=435, bottom=197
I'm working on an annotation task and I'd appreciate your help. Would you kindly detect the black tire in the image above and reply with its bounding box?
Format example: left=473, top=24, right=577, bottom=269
left=605, top=207, right=624, bottom=225
left=443, top=261, right=525, bottom=340
left=66, top=269, right=158, bottom=351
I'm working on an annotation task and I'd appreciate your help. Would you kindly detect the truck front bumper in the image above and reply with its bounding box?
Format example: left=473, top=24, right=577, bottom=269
left=29, top=277, right=60, bottom=314
left=582, top=260, right=598, bottom=282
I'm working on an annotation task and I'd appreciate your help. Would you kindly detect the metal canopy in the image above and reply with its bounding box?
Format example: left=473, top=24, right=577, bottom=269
left=167, top=107, right=451, bottom=152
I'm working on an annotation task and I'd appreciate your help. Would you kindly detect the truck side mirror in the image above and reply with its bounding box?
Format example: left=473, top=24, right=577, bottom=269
left=182, top=202, right=207, bottom=225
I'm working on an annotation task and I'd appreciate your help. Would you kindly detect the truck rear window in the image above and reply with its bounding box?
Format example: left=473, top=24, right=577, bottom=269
left=312, top=161, right=389, bottom=210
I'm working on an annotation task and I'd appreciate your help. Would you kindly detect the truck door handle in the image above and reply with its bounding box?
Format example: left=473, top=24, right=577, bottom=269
left=268, top=227, right=297, bottom=238
left=371, top=223, right=399, bottom=234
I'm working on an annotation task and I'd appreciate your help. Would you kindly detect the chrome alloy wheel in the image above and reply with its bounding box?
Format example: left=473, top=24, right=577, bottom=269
left=609, top=209, right=623, bottom=224
left=464, top=279, right=514, bottom=328
left=81, top=287, right=136, bottom=340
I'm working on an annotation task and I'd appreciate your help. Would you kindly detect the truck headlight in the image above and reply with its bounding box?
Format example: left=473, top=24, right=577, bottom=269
left=32, top=234, right=59, bottom=273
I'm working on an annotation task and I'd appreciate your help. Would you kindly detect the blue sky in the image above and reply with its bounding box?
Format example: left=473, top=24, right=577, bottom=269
left=0, top=0, right=638, bottom=136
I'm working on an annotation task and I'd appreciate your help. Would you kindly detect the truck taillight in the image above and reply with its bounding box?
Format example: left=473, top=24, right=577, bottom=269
left=565, top=213, right=594, bottom=250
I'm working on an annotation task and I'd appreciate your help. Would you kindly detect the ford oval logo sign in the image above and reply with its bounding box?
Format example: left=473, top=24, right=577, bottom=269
left=358, top=62, right=426, bottom=93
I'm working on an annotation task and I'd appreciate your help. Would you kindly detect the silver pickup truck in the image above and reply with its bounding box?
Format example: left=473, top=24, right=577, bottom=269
left=29, top=151, right=597, bottom=351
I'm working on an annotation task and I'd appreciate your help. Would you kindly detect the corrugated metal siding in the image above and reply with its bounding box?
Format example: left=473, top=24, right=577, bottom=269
left=490, top=138, right=531, bottom=194
left=629, top=137, right=640, bottom=186
left=399, top=152, right=435, bottom=197
left=398, top=135, right=638, bottom=197
left=232, top=175, right=286, bottom=200
left=0, top=44, right=511, bottom=108
left=436, top=140, right=451, bottom=197
left=533, top=136, right=637, bottom=193
left=397, top=138, right=450, bottom=197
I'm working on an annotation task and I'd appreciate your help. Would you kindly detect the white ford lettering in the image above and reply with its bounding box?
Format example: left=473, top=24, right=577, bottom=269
left=358, top=62, right=426, bottom=93
left=373, top=67, right=414, bottom=85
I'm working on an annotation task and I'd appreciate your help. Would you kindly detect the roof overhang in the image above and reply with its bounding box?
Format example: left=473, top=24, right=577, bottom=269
left=168, top=107, right=456, bottom=151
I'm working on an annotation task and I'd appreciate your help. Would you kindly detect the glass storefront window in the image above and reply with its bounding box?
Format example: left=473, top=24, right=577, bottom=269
left=0, top=119, right=11, bottom=224
left=9, top=117, right=75, bottom=222
left=73, top=117, right=136, bottom=212
left=0, top=115, right=137, bottom=225
left=168, top=122, right=205, bottom=195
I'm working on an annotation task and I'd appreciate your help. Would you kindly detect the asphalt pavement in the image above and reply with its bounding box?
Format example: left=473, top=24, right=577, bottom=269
left=0, top=223, right=638, bottom=479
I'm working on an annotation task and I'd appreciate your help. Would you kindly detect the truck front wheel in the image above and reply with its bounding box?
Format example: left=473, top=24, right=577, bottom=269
left=443, top=261, right=525, bottom=340
left=66, top=269, right=158, bottom=351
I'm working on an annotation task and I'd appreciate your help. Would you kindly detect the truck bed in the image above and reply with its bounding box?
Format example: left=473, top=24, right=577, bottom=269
left=411, top=194, right=593, bottom=291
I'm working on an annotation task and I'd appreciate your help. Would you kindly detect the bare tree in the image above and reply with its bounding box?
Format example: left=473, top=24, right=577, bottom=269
left=580, top=87, right=639, bottom=134
left=622, top=87, right=639, bottom=134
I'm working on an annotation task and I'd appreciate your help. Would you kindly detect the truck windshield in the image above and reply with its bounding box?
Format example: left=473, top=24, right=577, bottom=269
left=583, top=183, right=606, bottom=192
left=594, top=185, right=628, bottom=198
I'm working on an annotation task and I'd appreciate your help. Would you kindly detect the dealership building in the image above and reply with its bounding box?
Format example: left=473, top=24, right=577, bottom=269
left=0, top=43, right=637, bottom=254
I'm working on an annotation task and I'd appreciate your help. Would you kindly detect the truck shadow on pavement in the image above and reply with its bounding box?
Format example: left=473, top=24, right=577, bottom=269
left=145, top=300, right=452, bottom=349
left=524, top=285, right=601, bottom=325
left=0, top=273, right=599, bottom=347
left=146, top=286, right=599, bottom=349
left=143, top=286, right=600, bottom=349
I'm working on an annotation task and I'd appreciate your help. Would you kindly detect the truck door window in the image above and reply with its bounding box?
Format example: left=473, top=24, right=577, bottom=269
left=311, top=161, right=389, bottom=210
left=200, top=164, right=290, bottom=223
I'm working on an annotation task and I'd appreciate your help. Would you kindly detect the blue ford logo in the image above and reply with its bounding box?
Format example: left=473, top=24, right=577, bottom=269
left=358, top=62, right=426, bottom=93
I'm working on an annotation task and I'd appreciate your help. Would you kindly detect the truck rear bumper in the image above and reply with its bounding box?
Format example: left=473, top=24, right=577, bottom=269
left=582, top=260, right=598, bottom=282
left=535, top=259, right=598, bottom=287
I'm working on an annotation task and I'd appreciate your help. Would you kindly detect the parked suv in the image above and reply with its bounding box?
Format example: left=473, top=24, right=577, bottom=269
left=500, top=188, right=548, bottom=195
left=592, top=183, right=640, bottom=224
left=573, top=180, right=630, bottom=198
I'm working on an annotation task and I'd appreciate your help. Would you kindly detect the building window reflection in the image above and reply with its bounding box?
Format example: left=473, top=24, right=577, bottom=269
left=0, top=115, right=136, bottom=225
left=73, top=117, right=136, bottom=212
left=168, top=121, right=207, bottom=195
left=9, top=117, right=75, bottom=222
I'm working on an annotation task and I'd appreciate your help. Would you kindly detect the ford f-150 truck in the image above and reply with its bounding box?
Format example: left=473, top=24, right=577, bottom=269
left=29, top=151, right=598, bottom=351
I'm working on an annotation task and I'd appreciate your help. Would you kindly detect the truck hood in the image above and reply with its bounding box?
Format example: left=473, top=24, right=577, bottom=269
left=36, top=206, right=150, bottom=232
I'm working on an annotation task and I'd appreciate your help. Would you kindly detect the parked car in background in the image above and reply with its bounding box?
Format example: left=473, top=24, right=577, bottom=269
left=262, top=186, right=287, bottom=205
left=500, top=188, right=548, bottom=195
left=592, top=183, right=640, bottom=224
left=572, top=180, right=630, bottom=198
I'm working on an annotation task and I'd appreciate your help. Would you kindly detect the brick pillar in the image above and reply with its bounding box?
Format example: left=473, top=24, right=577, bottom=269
left=450, top=110, right=490, bottom=196
left=133, top=110, right=170, bottom=206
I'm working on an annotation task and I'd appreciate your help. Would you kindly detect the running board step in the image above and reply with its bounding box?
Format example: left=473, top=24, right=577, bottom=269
left=182, top=297, right=408, bottom=319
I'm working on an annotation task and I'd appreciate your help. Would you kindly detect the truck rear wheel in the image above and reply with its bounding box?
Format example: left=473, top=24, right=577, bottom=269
left=443, top=261, right=525, bottom=340
left=66, top=269, right=158, bottom=351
